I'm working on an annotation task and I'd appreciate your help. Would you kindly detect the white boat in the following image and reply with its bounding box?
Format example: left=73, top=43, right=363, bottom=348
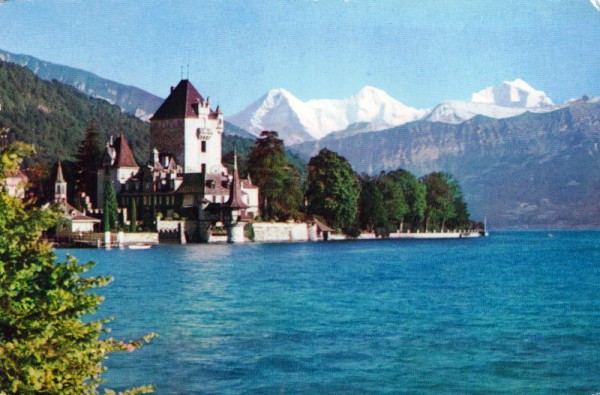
left=128, top=244, right=152, bottom=250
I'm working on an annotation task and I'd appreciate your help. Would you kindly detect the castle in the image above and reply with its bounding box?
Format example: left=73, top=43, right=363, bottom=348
left=95, top=79, right=259, bottom=228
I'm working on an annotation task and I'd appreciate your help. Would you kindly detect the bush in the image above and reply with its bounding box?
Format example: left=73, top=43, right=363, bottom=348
left=0, top=143, right=155, bottom=394
left=244, top=222, right=255, bottom=241
left=344, top=227, right=361, bottom=238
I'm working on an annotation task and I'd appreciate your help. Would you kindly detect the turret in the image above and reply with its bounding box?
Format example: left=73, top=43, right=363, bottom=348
left=54, top=160, right=67, bottom=203
left=225, top=150, right=248, bottom=212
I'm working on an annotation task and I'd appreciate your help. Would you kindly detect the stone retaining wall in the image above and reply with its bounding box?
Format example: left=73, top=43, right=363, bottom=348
left=120, top=232, right=159, bottom=244
left=252, top=223, right=310, bottom=242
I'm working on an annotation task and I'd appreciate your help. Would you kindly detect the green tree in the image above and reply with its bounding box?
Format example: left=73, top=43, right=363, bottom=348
left=306, top=148, right=360, bottom=232
left=247, top=131, right=303, bottom=220
left=385, top=169, right=425, bottom=231
left=446, top=175, right=471, bottom=230
left=146, top=195, right=156, bottom=231
left=74, top=120, right=103, bottom=208
left=376, top=173, right=408, bottom=231
left=0, top=143, right=154, bottom=394
left=103, top=179, right=119, bottom=232
left=421, top=172, right=456, bottom=231
left=358, top=177, right=387, bottom=232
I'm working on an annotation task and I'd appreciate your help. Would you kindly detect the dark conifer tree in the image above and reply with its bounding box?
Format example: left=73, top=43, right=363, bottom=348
left=74, top=120, right=103, bottom=208
left=103, top=180, right=119, bottom=232
left=358, top=178, right=388, bottom=232
left=129, top=197, right=137, bottom=232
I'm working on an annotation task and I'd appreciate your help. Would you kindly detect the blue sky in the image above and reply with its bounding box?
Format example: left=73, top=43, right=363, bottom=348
left=0, top=0, right=599, bottom=114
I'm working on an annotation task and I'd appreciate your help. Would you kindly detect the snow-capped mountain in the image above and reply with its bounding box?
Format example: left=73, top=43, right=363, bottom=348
left=226, top=89, right=316, bottom=144
left=424, top=101, right=539, bottom=124
left=425, top=79, right=556, bottom=124
left=227, top=86, right=427, bottom=144
left=471, top=78, right=554, bottom=108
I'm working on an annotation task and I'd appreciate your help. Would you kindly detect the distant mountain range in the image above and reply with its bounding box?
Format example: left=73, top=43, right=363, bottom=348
left=292, top=97, right=600, bottom=228
left=227, top=86, right=428, bottom=144
left=0, top=48, right=254, bottom=139
left=227, top=78, right=559, bottom=144
left=3, top=49, right=599, bottom=228
left=0, top=48, right=162, bottom=121
left=0, top=59, right=150, bottom=164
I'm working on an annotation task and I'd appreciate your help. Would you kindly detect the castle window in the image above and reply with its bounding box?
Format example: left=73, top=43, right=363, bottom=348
left=201, top=141, right=206, bottom=153
left=201, top=164, right=206, bottom=173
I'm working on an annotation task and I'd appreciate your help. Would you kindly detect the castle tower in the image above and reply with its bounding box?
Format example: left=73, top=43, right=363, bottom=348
left=54, top=160, right=67, bottom=203
left=150, top=80, right=225, bottom=174
left=96, top=134, right=140, bottom=207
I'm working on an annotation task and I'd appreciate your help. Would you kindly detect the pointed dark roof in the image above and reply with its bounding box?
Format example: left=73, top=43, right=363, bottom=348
left=226, top=152, right=248, bottom=210
left=177, top=173, right=205, bottom=194
left=55, top=160, right=65, bottom=183
left=114, top=135, right=138, bottom=168
left=151, top=80, right=204, bottom=120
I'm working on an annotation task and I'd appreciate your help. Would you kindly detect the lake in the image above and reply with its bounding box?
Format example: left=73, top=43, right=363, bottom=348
left=59, top=231, right=600, bottom=394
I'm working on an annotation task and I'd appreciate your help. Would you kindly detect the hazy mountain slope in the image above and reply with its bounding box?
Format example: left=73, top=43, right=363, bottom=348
left=292, top=99, right=600, bottom=228
left=0, top=48, right=163, bottom=121
left=222, top=121, right=257, bottom=139
left=0, top=49, right=255, bottom=140
left=0, top=60, right=150, bottom=163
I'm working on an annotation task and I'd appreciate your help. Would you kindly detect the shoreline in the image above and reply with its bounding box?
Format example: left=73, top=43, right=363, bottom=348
left=52, top=229, right=485, bottom=248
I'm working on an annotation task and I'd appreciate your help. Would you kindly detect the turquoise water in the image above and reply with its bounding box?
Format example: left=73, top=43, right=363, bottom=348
left=60, top=231, right=600, bottom=394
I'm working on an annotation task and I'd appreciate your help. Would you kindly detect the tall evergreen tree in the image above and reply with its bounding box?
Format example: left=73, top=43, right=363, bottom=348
left=103, top=180, right=119, bottom=232
left=146, top=195, right=156, bottom=231
left=74, top=120, right=103, bottom=208
left=446, top=175, right=471, bottom=229
left=129, top=197, right=137, bottom=232
left=247, top=131, right=303, bottom=220
left=306, top=148, right=360, bottom=232
left=0, top=143, right=154, bottom=394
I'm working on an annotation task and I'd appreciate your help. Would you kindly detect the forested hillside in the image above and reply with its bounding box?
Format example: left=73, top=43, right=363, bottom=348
left=0, top=61, right=150, bottom=164
left=0, top=61, right=306, bottom=193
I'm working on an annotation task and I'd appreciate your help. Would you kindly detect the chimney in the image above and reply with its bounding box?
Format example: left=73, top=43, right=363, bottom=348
left=152, top=147, right=159, bottom=165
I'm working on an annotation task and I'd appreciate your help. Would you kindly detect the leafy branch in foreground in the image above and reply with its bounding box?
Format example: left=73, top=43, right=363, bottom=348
left=0, top=142, right=155, bottom=394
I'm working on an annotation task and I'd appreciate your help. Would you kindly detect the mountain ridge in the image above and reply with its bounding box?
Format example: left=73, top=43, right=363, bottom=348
left=227, top=85, right=427, bottom=144
left=228, top=79, right=557, bottom=143
left=291, top=98, right=600, bottom=228
left=0, top=48, right=163, bottom=121
left=0, top=48, right=255, bottom=140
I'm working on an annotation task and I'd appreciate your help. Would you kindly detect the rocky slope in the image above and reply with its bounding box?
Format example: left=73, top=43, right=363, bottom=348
left=292, top=99, right=600, bottom=228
